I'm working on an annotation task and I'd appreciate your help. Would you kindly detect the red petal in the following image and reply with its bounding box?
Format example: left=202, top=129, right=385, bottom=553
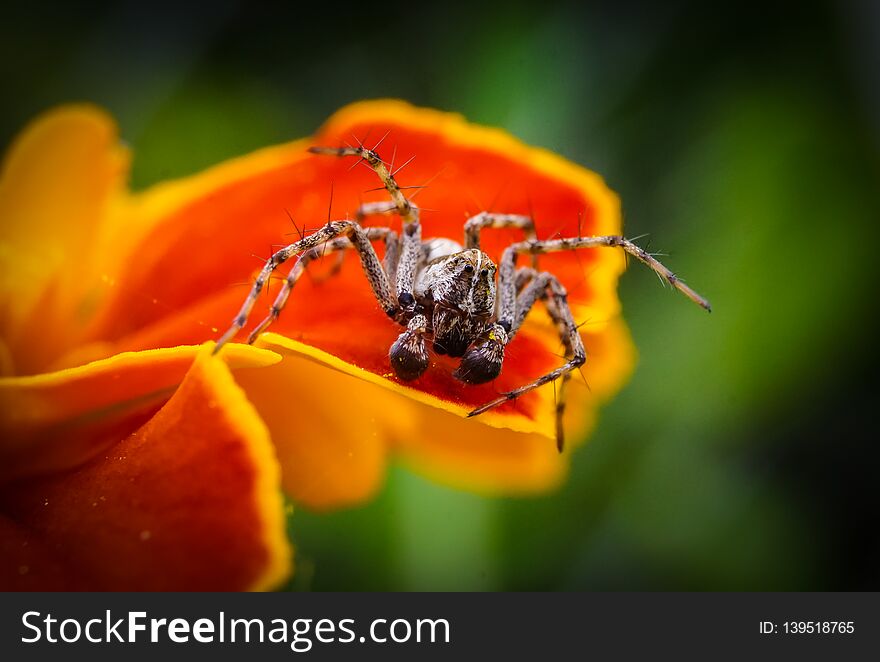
left=0, top=343, right=279, bottom=483
left=0, top=346, right=290, bottom=590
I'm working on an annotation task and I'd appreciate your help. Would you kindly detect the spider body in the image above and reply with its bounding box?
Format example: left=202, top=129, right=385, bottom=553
left=387, top=244, right=502, bottom=384
left=215, top=144, right=711, bottom=450
left=415, top=245, right=496, bottom=357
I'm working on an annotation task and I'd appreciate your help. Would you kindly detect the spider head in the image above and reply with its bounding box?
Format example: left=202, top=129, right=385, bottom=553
left=427, top=249, right=497, bottom=315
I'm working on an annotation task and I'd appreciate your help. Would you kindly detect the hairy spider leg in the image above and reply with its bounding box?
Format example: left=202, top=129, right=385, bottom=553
left=308, top=204, right=402, bottom=288
left=467, top=235, right=712, bottom=444
left=514, top=265, right=538, bottom=291
left=309, top=146, right=422, bottom=313
left=246, top=226, right=399, bottom=343
left=308, top=146, right=418, bottom=224
left=214, top=221, right=396, bottom=353
left=514, top=271, right=576, bottom=450
left=535, top=291, right=573, bottom=450
left=505, top=266, right=574, bottom=449
left=507, top=236, right=712, bottom=313
left=464, top=212, right=538, bottom=268
left=493, top=234, right=711, bottom=345
left=468, top=274, right=584, bottom=439
left=355, top=201, right=408, bottom=287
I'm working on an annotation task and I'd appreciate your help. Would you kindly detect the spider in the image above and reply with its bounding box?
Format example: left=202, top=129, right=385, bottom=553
left=214, top=144, right=711, bottom=450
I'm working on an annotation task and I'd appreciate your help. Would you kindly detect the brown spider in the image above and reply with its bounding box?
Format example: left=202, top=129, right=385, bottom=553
left=214, top=145, right=711, bottom=450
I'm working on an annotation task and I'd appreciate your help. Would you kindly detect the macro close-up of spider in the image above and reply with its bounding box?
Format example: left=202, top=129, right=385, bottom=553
left=214, top=143, right=712, bottom=450
left=3, top=0, right=879, bottom=626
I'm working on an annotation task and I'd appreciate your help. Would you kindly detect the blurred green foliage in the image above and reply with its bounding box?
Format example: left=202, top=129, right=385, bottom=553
left=2, top=0, right=877, bottom=590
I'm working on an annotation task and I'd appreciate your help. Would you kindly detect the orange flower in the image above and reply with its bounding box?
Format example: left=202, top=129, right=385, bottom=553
left=0, top=100, right=637, bottom=588
left=0, top=108, right=290, bottom=590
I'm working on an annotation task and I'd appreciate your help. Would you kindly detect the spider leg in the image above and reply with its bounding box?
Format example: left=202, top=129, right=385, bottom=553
left=467, top=273, right=584, bottom=452
left=355, top=201, right=405, bottom=287
left=464, top=212, right=538, bottom=267
left=311, top=224, right=399, bottom=288
left=246, top=226, right=398, bottom=343
left=499, top=235, right=712, bottom=315
left=521, top=285, right=574, bottom=451
left=554, top=372, right=572, bottom=451
left=310, top=145, right=422, bottom=313
left=468, top=234, right=710, bottom=448
left=514, top=266, right=539, bottom=291
left=214, top=221, right=397, bottom=354
left=309, top=146, right=418, bottom=225
left=355, top=200, right=400, bottom=220
left=541, top=295, right=574, bottom=449
left=311, top=252, right=345, bottom=284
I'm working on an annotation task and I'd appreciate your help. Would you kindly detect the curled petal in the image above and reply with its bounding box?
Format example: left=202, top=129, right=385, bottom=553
left=0, top=345, right=291, bottom=590
left=233, top=347, right=400, bottom=510
left=0, top=343, right=280, bottom=483
left=241, top=318, right=633, bottom=501
left=392, top=319, right=636, bottom=494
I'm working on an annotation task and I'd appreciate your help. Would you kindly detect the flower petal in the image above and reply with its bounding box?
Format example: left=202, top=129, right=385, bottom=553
left=392, top=319, right=636, bottom=494
left=236, top=318, right=633, bottom=503
left=0, top=343, right=280, bottom=483
left=258, top=328, right=559, bottom=437
left=235, top=336, right=564, bottom=506
left=0, top=105, right=129, bottom=375
left=0, top=345, right=291, bottom=590
left=395, top=407, right=573, bottom=495
left=233, top=349, right=400, bottom=510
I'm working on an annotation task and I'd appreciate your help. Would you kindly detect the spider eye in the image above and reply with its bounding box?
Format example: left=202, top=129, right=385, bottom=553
left=480, top=268, right=489, bottom=277
left=463, top=264, right=474, bottom=274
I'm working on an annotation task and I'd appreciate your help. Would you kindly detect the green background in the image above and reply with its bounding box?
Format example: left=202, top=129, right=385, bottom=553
left=2, top=0, right=877, bottom=590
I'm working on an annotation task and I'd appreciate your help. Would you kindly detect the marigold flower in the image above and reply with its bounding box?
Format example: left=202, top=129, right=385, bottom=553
left=0, top=100, right=636, bottom=589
